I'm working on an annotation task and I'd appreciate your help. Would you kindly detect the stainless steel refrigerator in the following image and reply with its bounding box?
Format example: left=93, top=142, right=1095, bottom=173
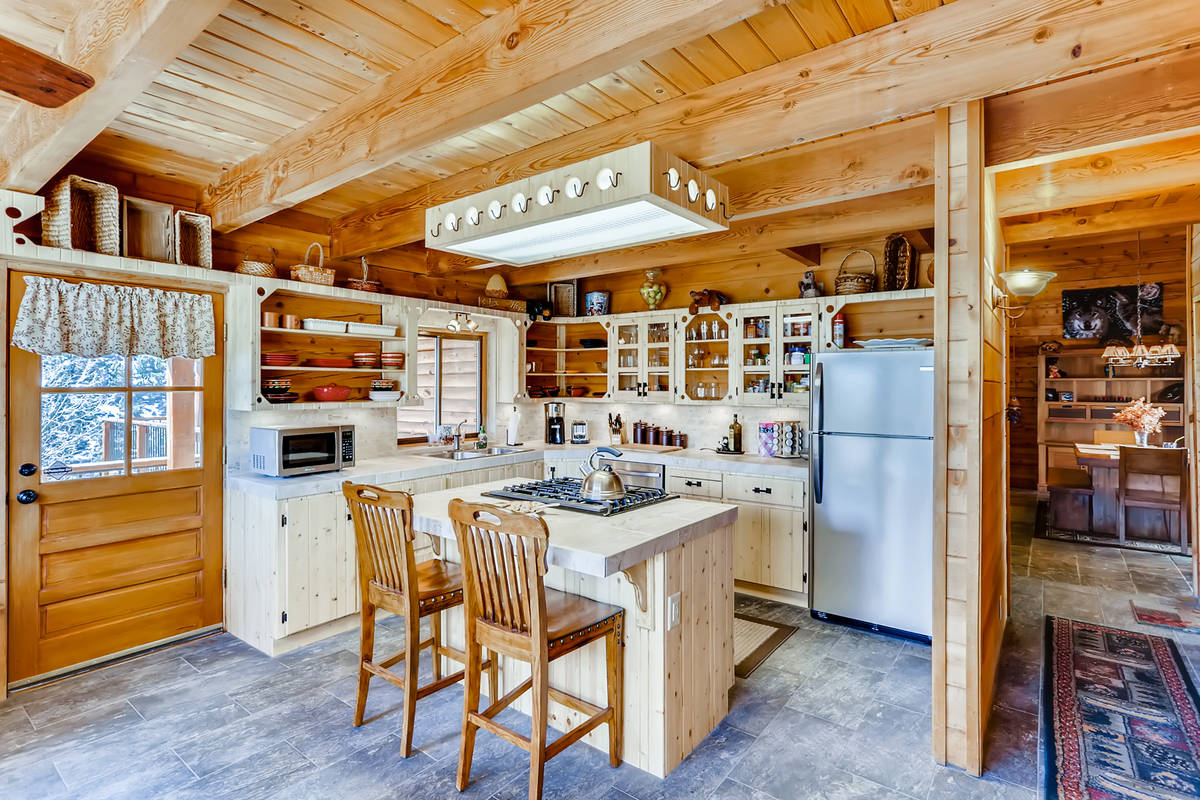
left=810, top=349, right=934, bottom=641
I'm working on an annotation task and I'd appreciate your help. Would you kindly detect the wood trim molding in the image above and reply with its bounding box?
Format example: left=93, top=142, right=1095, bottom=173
left=330, top=0, right=1200, bottom=257
left=200, top=0, right=780, bottom=232
left=0, top=0, right=228, bottom=191
left=1004, top=199, right=1200, bottom=244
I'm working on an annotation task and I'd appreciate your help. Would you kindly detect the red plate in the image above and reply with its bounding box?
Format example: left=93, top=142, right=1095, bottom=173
left=305, top=358, right=354, bottom=368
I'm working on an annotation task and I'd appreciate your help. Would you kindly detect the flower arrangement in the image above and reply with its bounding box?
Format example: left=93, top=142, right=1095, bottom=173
left=1113, top=397, right=1166, bottom=441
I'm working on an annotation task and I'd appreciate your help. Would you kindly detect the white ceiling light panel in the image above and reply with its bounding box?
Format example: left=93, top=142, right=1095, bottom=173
left=424, top=142, right=729, bottom=267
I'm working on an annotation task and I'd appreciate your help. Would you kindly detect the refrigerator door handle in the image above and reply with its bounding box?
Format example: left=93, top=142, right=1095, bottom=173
left=813, top=361, right=824, bottom=504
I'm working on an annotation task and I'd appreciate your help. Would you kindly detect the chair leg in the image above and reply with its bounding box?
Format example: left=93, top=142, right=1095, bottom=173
left=430, top=611, right=443, bottom=682
left=399, top=612, right=420, bottom=758
left=486, top=649, right=499, bottom=703
left=605, top=627, right=624, bottom=768
left=354, top=603, right=376, bottom=727
left=528, top=655, right=550, bottom=800
left=456, top=638, right=482, bottom=791
left=1118, top=496, right=1127, bottom=544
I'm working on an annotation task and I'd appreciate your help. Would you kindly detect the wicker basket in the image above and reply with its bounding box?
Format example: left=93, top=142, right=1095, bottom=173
left=834, top=249, right=878, bottom=295
left=43, top=175, right=120, bottom=255
left=237, top=244, right=277, bottom=278
left=290, top=242, right=335, bottom=286
left=345, top=255, right=381, bottom=292
left=883, top=233, right=918, bottom=291
left=174, top=210, right=213, bottom=268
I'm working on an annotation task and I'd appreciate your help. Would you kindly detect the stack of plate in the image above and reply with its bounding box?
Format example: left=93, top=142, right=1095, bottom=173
left=261, top=352, right=298, bottom=367
left=263, top=392, right=299, bottom=404
left=368, top=390, right=405, bottom=402
left=352, top=351, right=379, bottom=368
left=380, top=352, right=405, bottom=370
left=305, top=356, right=354, bottom=368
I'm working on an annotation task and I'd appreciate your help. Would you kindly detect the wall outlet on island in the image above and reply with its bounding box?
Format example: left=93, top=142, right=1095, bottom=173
left=666, top=592, right=681, bottom=631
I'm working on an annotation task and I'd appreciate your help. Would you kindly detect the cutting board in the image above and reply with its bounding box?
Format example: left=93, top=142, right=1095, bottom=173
left=615, top=442, right=683, bottom=454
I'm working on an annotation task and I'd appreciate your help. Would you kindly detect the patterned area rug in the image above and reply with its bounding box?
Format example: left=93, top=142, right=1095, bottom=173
left=733, top=614, right=795, bottom=679
left=1035, top=501, right=1181, bottom=554
left=1132, top=601, right=1200, bottom=635
left=1044, top=616, right=1200, bottom=798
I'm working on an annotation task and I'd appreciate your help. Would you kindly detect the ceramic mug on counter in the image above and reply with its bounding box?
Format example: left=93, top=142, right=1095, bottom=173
left=261, top=311, right=281, bottom=328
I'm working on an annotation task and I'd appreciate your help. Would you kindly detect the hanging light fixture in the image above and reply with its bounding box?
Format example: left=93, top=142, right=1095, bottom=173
left=446, top=312, right=477, bottom=333
left=1103, top=231, right=1177, bottom=369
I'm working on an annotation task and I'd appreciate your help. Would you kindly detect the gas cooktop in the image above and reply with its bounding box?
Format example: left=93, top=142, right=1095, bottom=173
left=482, top=477, right=677, bottom=516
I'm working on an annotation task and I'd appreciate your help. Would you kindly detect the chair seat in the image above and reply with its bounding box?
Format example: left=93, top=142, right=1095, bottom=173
left=544, top=587, right=623, bottom=645
left=1123, top=489, right=1183, bottom=508
left=1048, top=468, right=1093, bottom=492
left=369, top=558, right=464, bottom=614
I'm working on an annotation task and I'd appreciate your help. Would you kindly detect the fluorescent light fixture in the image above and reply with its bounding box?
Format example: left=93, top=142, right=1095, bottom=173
left=425, top=142, right=729, bottom=267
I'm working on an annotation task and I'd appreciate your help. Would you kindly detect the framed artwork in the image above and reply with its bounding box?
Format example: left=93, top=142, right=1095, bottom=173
left=1061, top=282, right=1164, bottom=339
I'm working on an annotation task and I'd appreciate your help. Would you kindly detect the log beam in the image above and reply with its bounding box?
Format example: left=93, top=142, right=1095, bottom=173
left=200, top=0, right=779, bottom=232
left=331, top=0, right=1200, bottom=257
left=0, top=0, right=227, bottom=191
left=996, top=134, right=1200, bottom=218
left=1004, top=200, right=1200, bottom=244
left=499, top=186, right=933, bottom=284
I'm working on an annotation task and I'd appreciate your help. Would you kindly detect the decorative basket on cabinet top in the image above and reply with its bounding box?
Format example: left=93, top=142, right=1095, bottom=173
left=291, top=243, right=335, bottom=286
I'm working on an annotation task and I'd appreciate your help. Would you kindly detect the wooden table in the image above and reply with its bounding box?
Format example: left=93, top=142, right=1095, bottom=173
left=1074, top=443, right=1184, bottom=542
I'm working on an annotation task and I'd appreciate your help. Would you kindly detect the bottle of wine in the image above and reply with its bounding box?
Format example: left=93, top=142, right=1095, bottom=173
left=729, top=414, right=742, bottom=453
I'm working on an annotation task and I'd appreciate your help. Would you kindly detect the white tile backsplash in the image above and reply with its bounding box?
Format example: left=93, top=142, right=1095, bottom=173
left=225, top=407, right=400, bottom=472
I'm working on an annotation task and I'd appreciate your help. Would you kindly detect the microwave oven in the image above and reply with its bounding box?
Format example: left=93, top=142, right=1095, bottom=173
left=248, top=425, right=355, bottom=477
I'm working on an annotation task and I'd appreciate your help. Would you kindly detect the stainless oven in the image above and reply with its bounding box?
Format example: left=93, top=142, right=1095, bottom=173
left=248, top=425, right=355, bottom=477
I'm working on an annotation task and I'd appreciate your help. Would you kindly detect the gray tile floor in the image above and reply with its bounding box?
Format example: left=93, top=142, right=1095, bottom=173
left=2, top=493, right=1192, bottom=799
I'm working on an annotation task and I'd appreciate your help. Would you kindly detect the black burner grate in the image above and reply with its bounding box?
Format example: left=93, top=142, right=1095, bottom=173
left=482, top=477, right=677, bottom=516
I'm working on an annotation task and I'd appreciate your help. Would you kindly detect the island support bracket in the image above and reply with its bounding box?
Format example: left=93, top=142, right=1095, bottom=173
left=620, top=561, right=649, bottom=613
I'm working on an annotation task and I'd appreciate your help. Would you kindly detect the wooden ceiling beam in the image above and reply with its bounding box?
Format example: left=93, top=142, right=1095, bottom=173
left=200, top=0, right=780, bottom=233
left=986, top=48, right=1200, bottom=170
left=1004, top=200, right=1200, bottom=244
left=330, top=0, right=1199, bottom=258
left=0, top=0, right=227, bottom=192
left=496, top=186, right=934, bottom=284
left=996, top=134, right=1200, bottom=218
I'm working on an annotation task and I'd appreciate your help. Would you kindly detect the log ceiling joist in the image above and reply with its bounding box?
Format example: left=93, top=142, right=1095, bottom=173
left=995, top=134, right=1200, bottom=218
left=1004, top=200, right=1200, bottom=244
left=0, top=0, right=227, bottom=191
left=329, top=0, right=1200, bottom=259
left=985, top=47, right=1200, bottom=170
left=199, top=0, right=780, bottom=233
left=499, top=185, right=934, bottom=285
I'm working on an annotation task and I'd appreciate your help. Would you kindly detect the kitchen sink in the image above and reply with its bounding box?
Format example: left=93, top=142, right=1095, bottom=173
left=426, top=447, right=529, bottom=460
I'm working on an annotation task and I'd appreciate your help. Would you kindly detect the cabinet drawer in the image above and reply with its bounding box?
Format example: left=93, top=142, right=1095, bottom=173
left=724, top=473, right=801, bottom=507
left=667, top=474, right=722, bottom=499
left=1046, top=404, right=1087, bottom=420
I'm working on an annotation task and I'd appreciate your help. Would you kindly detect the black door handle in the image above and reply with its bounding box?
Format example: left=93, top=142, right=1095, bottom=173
left=17, top=489, right=38, bottom=504
left=685, top=480, right=701, bottom=487
left=18, top=463, right=37, bottom=477
left=752, top=486, right=773, bottom=494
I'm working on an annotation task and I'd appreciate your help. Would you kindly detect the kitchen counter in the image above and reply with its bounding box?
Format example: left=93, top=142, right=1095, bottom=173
left=226, top=443, right=807, bottom=500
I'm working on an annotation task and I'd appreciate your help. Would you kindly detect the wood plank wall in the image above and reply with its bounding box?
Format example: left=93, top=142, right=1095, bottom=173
left=1005, top=231, right=1189, bottom=488
left=933, top=101, right=1007, bottom=775
left=1190, top=225, right=1200, bottom=591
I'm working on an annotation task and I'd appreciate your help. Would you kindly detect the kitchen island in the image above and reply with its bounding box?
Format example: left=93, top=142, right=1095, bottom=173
left=410, top=479, right=738, bottom=778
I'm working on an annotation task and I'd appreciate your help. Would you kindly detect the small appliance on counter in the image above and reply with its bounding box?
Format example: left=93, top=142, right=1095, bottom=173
left=249, top=424, right=355, bottom=477
left=571, top=420, right=589, bottom=444
left=544, top=401, right=566, bottom=444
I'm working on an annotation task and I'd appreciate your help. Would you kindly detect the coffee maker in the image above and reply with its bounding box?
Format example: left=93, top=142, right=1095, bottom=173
left=544, top=402, right=566, bottom=444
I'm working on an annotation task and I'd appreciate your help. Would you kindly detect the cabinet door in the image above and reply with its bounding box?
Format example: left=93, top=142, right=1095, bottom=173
left=733, top=305, right=778, bottom=407
left=733, top=502, right=764, bottom=583
left=777, top=301, right=815, bottom=406
left=282, top=492, right=359, bottom=636
left=677, top=309, right=734, bottom=404
left=761, top=506, right=808, bottom=593
left=611, top=320, right=642, bottom=401
left=643, top=316, right=675, bottom=401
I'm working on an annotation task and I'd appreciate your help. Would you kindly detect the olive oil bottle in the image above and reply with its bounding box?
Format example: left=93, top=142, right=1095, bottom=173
left=729, top=414, right=742, bottom=453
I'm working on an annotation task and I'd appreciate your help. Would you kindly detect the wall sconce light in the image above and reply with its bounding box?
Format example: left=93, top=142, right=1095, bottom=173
left=994, top=269, right=1057, bottom=319
left=446, top=312, right=478, bottom=333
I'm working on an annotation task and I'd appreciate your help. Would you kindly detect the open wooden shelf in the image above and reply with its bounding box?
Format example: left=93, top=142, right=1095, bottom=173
left=260, top=326, right=404, bottom=342
left=260, top=365, right=404, bottom=373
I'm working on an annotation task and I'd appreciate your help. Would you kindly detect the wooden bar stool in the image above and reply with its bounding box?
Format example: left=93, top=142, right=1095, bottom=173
left=448, top=499, right=624, bottom=800
left=342, top=483, right=496, bottom=758
left=1117, top=447, right=1189, bottom=549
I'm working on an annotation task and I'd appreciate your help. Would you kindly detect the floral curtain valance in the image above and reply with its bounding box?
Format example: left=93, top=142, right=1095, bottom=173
left=11, top=276, right=216, bottom=359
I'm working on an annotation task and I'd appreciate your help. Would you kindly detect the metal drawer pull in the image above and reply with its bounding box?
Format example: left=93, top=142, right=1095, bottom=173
left=752, top=486, right=773, bottom=494
left=684, top=480, right=701, bottom=487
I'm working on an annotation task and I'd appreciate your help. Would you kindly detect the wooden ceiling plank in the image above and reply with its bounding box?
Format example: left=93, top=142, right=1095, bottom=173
left=673, top=36, right=747, bottom=84
left=123, top=96, right=276, bottom=149
left=887, top=0, right=939, bottom=21
left=641, top=50, right=715, bottom=94
left=745, top=5, right=816, bottom=61
left=243, top=0, right=413, bottom=70
left=405, top=0, right=489, bottom=35
left=787, top=0, right=856, bottom=48
left=173, top=49, right=335, bottom=116
left=986, top=48, right=1200, bottom=169
left=495, top=185, right=934, bottom=284
left=613, top=62, right=683, bottom=103
left=459, top=125, right=527, bottom=157
left=188, top=31, right=357, bottom=106
left=708, top=21, right=779, bottom=73
left=1004, top=199, right=1200, bottom=244
left=835, top=0, right=897, bottom=33
left=331, top=0, right=1192, bottom=257
left=587, top=73, right=657, bottom=113
left=106, top=117, right=244, bottom=165
left=996, top=134, right=1200, bottom=217
left=287, top=0, right=438, bottom=61
left=85, top=130, right=223, bottom=185
left=516, top=103, right=587, bottom=138
left=141, top=83, right=294, bottom=141
left=115, top=108, right=256, bottom=157
left=2, top=0, right=75, bottom=55
left=155, top=67, right=314, bottom=129
left=562, top=84, right=633, bottom=120
left=539, top=92, right=610, bottom=128
left=0, top=0, right=228, bottom=192
left=353, top=0, right=462, bottom=48
left=203, top=0, right=781, bottom=231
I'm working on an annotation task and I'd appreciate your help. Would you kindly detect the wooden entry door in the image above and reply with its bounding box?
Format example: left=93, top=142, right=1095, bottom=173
left=7, top=273, right=224, bottom=683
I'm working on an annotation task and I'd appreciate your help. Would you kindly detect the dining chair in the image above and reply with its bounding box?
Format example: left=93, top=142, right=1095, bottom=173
left=1093, top=429, right=1137, bottom=445
left=1116, top=447, right=1189, bottom=549
left=342, top=482, right=496, bottom=757
left=448, top=499, right=624, bottom=800
left=1047, top=467, right=1093, bottom=532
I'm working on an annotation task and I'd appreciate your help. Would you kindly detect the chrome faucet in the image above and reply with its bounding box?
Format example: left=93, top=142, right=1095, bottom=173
left=454, top=419, right=468, bottom=451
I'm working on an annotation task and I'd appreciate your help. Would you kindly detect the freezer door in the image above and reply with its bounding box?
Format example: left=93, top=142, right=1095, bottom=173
left=814, top=350, right=934, bottom=437
left=811, top=433, right=933, bottom=637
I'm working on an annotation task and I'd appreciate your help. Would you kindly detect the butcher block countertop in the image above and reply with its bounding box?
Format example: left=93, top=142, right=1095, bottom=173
left=409, top=478, right=737, bottom=578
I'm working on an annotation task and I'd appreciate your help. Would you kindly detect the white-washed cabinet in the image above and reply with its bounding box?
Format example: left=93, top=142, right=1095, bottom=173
left=676, top=309, right=735, bottom=404
left=729, top=300, right=816, bottom=407
left=610, top=315, right=676, bottom=402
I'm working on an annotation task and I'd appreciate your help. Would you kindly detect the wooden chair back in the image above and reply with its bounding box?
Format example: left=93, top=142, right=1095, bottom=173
left=449, top=499, right=550, bottom=657
left=1093, top=429, right=1137, bottom=445
left=1118, top=446, right=1187, bottom=498
left=342, top=482, right=419, bottom=606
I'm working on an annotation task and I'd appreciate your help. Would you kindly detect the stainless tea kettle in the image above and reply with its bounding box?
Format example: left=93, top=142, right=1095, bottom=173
left=579, top=446, right=625, bottom=501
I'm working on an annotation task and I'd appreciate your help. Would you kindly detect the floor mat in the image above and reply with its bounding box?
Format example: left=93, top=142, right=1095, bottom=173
left=1131, top=600, right=1200, bottom=634
left=1043, top=615, right=1200, bottom=799
left=733, top=613, right=796, bottom=679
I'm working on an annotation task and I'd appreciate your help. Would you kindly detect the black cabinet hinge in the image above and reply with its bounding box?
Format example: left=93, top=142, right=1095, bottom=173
left=281, top=611, right=288, bottom=624
left=281, top=513, right=287, bottom=527
left=222, top=567, right=227, bottom=588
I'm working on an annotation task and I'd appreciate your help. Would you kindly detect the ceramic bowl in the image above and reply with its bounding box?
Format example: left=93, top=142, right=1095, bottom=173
left=312, top=385, right=352, bottom=402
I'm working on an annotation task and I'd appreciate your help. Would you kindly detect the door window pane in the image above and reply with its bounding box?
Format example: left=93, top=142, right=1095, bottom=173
left=40, top=392, right=126, bottom=480
left=441, top=337, right=481, bottom=435
left=131, top=391, right=202, bottom=473
left=132, top=355, right=202, bottom=387
left=41, top=354, right=124, bottom=388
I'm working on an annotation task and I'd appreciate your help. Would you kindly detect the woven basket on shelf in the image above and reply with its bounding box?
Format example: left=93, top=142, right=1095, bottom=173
left=42, top=175, right=120, bottom=255
left=883, top=233, right=919, bottom=291
left=290, top=242, right=335, bottom=286
left=345, top=255, right=381, bottom=292
left=174, top=210, right=213, bottom=268
left=834, top=249, right=878, bottom=295
left=237, top=245, right=277, bottom=278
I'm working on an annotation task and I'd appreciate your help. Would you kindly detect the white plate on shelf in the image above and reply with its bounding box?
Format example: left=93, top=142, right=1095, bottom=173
left=368, top=390, right=405, bottom=402
left=853, top=338, right=934, bottom=349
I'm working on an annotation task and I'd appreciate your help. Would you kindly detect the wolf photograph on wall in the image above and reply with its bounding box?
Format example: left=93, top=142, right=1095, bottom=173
left=1061, top=282, right=1165, bottom=340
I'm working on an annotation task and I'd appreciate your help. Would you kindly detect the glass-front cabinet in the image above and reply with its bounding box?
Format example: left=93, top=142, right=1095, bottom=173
left=731, top=301, right=816, bottom=407
left=610, top=315, right=675, bottom=402
left=776, top=301, right=815, bottom=405
left=677, top=308, right=734, bottom=403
